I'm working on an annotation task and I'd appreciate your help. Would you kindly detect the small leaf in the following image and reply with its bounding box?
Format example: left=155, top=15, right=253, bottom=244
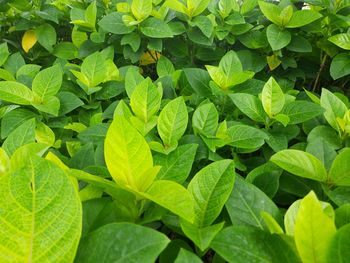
left=32, top=64, right=62, bottom=101
left=229, top=93, right=266, bottom=122
left=192, top=103, right=218, bottom=137
left=328, top=33, right=350, bottom=50
left=266, top=24, right=291, bottom=51
left=140, top=18, right=173, bottom=38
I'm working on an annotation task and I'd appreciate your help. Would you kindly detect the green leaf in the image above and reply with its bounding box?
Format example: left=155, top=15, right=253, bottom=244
left=75, top=223, right=169, bottom=263
left=98, top=12, right=135, bottom=34
left=261, top=77, right=285, bottom=117
left=174, top=249, right=203, bottom=263
left=141, top=180, right=195, bottom=222
left=258, top=1, right=282, bottom=25
left=130, top=78, right=162, bottom=123
left=225, top=176, right=282, bottom=229
left=140, top=18, right=173, bottom=38
left=294, top=191, right=336, bottom=263
left=0, top=42, right=10, bottom=67
left=281, top=101, right=324, bottom=124
left=320, top=88, right=348, bottom=131
left=328, top=33, right=350, bottom=50
left=192, top=103, right=218, bottom=136
left=32, top=64, right=62, bottom=101
left=0, top=81, right=33, bottom=105
left=271, top=149, right=328, bottom=182
left=183, top=68, right=212, bottom=97
left=156, top=56, right=175, bottom=77
left=266, top=24, right=291, bottom=51
left=131, top=0, right=152, bottom=21
left=31, top=95, right=60, bottom=116
left=104, top=115, right=156, bottom=191
left=330, top=53, right=350, bottom=80
left=35, top=24, right=56, bottom=51
left=81, top=52, right=107, bottom=87
left=181, top=221, right=224, bottom=251
left=3, top=118, right=36, bottom=156
left=0, top=156, right=82, bottom=262
left=188, top=0, right=211, bottom=17
left=53, top=42, right=77, bottom=60
left=329, top=148, right=350, bottom=186
left=158, top=97, right=188, bottom=148
left=229, top=93, right=266, bottom=122
left=286, top=10, right=322, bottom=28
left=327, top=224, right=350, bottom=262
left=227, top=124, right=268, bottom=149
left=211, top=226, right=300, bottom=263
left=188, top=160, right=235, bottom=227
left=154, top=144, right=198, bottom=183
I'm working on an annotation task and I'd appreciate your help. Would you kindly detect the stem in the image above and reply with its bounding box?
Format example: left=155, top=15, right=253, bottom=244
left=312, top=53, right=328, bottom=92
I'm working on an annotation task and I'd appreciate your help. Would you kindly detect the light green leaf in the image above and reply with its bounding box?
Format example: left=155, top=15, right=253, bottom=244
left=140, top=18, right=173, bottom=38
left=158, top=97, right=188, bottom=148
left=0, top=156, right=82, bottom=262
left=261, top=77, right=285, bottom=117
left=271, top=149, right=328, bottom=182
left=0, top=81, right=34, bottom=105
left=329, top=148, right=350, bottom=186
left=98, top=12, right=135, bottom=34
left=3, top=118, right=36, bottom=156
left=104, top=115, right=155, bottom=191
left=31, top=95, right=60, bottom=116
left=154, top=144, right=198, bottom=183
left=286, top=10, right=322, bottom=28
left=260, top=211, right=284, bottom=234
left=328, top=33, right=350, bottom=50
left=130, top=78, right=162, bottom=123
left=35, top=24, right=56, bottom=51
left=229, top=93, right=267, bottom=122
left=219, top=50, right=243, bottom=78
left=32, top=64, right=62, bottom=101
left=188, top=0, right=211, bottom=17
left=75, top=223, right=169, bottom=263
left=266, top=24, right=291, bottom=51
left=258, top=1, right=282, bottom=25
left=188, top=160, right=235, bottom=227
left=81, top=52, right=107, bottom=87
left=0, top=42, right=10, bottom=66
left=131, top=0, right=152, bottom=21
left=141, top=180, right=195, bottom=222
left=294, top=191, right=336, bottom=263
left=320, top=88, right=348, bottom=131
left=192, top=103, right=218, bottom=136
left=156, top=56, right=175, bottom=77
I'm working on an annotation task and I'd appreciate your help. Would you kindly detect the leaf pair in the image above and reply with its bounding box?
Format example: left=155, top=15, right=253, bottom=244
left=0, top=64, right=63, bottom=115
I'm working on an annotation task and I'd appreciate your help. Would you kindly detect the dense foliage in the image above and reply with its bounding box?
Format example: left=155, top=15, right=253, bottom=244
left=0, top=0, right=350, bottom=262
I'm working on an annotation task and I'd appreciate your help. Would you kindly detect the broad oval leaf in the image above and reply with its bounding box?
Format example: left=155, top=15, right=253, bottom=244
left=286, top=10, right=322, bottom=28
left=32, top=64, right=62, bottom=101
left=227, top=124, right=268, bottom=149
left=225, top=176, right=282, bottom=230
left=328, top=33, right=350, bottom=50
left=281, top=101, right=324, bottom=124
left=328, top=148, right=350, bottom=186
left=0, top=157, right=82, bottom=262
left=141, top=180, right=195, bottom=222
left=188, top=160, right=235, bottom=227
left=229, top=93, right=266, bottom=122
left=158, top=96, right=188, bottom=148
left=327, top=224, right=350, bottom=262
left=192, top=102, right=218, bottom=136
left=294, top=191, right=336, bottom=263
left=270, top=149, right=328, bottom=182
left=261, top=77, right=285, bottom=117
left=131, top=0, right=152, bottom=21
left=98, top=12, right=135, bottom=34
left=266, top=24, right=291, bottom=51
left=0, top=81, right=34, bottom=105
left=140, top=18, right=173, bottom=38
left=75, top=223, right=169, bottom=263
left=330, top=53, right=350, bottom=80
left=211, top=225, right=300, bottom=263
left=104, top=115, right=154, bottom=191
